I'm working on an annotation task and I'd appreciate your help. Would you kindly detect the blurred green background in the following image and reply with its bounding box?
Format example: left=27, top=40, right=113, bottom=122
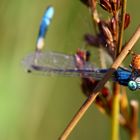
left=0, top=0, right=140, bottom=140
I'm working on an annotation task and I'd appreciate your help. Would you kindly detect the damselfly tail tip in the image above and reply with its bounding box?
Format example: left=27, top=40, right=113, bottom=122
left=45, top=5, right=55, bottom=18
left=36, top=37, right=44, bottom=51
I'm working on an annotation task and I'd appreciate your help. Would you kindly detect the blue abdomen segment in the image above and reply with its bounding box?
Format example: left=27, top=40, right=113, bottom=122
left=38, top=6, right=54, bottom=39
left=114, top=68, right=132, bottom=86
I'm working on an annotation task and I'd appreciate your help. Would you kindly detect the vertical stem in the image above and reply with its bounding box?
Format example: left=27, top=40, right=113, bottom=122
left=112, top=0, right=127, bottom=140
left=111, top=83, right=120, bottom=140
left=130, top=101, right=139, bottom=140
left=117, top=0, right=127, bottom=54
left=120, top=87, right=129, bottom=120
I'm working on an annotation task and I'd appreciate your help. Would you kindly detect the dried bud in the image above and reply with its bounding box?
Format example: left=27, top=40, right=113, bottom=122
left=81, top=78, right=98, bottom=97
left=99, top=21, right=114, bottom=43
left=100, top=0, right=112, bottom=13
left=84, top=34, right=99, bottom=46
left=116, top=0, right=121, bottom=10
left=85, top=51, right=91, bottom=61
left=98, top=21, right=116, bottom=57
left=81, top=78, right=111, bottom=115
left=76, top=49, right=91, bottom=62
left=124, top=13, right=130, bottom=29
left=110, top=17, right=117, bottom=36
left=76, top=49, right=86, bottom=60
left=81, top=78, right=110, bottom=97
left=101, top=87, right=110, bottom=97
left=110, top=0, right=121, bottom=12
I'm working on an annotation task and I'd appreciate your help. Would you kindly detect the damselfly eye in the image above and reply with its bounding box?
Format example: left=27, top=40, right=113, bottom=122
left=128, top=80, right=137, bottom=91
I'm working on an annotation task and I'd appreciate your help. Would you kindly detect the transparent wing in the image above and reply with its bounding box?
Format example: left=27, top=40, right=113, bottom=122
left=22, top=51, right=108, bottom=80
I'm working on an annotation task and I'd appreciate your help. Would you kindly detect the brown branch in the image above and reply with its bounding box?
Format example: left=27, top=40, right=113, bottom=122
left=117, top=0, right=127, bottom=54
left=59, top=25, right=140, bottom=140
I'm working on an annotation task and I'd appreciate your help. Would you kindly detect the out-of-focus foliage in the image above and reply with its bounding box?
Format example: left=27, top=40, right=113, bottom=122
left=0, top=0, right=140, bottom=140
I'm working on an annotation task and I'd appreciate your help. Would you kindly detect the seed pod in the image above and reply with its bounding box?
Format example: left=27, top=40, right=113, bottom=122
left=101, top=87, right=110, bottom=97
left=84, top=34, right=99, bottom=46
left=100, top=22, right=114, bottom=43
left=124, top=13, right=131, bottom=29
left=116, top=0, right=122, bottom=10
left=110, top=17, right=117, bottom=36
left=81, top=78, right=98, bottom=97
left=98, top=21, right=116, bottom=56
left=110, top=0, right=121, bottom=12
left=81, top=78, right=110, bottom=97
left=100, top=0, right=112, bottom=13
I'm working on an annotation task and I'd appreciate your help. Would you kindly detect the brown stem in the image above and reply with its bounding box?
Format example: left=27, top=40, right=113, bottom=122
left=120, top=87, right=129, bottom=121
left=117, top=0, right=127, bottom=54
left=59, top=26, right=140, bottom=140
left=130, top=100, right=139, bottom=140
left=90, top=0, right=100, bottom=24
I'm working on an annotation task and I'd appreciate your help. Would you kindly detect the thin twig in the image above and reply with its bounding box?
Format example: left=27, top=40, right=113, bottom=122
left=59, top=26, right=140, bottom=140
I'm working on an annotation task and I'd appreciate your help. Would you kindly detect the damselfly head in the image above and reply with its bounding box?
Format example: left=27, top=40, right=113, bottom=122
left=128, top=80, right=138, bottom=91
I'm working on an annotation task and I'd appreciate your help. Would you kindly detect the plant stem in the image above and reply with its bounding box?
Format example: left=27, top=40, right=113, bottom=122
left=130, top=100, right=139, bottom=140
left=120, top=87, right=129, bottom=120
left=111, top=83, right=120, bottom=140
left=59, top=26, right=140, bottom=140
left=90, top=0, right=106, bottom=69
left=117, top=0, right=127, bottom=54
left=112, top=1, right=127, bottom=140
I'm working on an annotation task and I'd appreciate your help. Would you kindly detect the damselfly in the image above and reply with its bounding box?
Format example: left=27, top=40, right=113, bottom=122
left=23, top=50, right=140, bottom=91
left=23, top=6, right=140, bottom=91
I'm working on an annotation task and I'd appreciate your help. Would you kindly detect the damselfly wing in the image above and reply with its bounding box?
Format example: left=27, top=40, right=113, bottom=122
left=22, top=51, right=107, bottom=80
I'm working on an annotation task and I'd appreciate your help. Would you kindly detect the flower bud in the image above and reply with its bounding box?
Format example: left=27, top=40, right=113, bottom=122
left=124, top=13, right=130, bottom=29
left=100, top=0, right=112, bottom=13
